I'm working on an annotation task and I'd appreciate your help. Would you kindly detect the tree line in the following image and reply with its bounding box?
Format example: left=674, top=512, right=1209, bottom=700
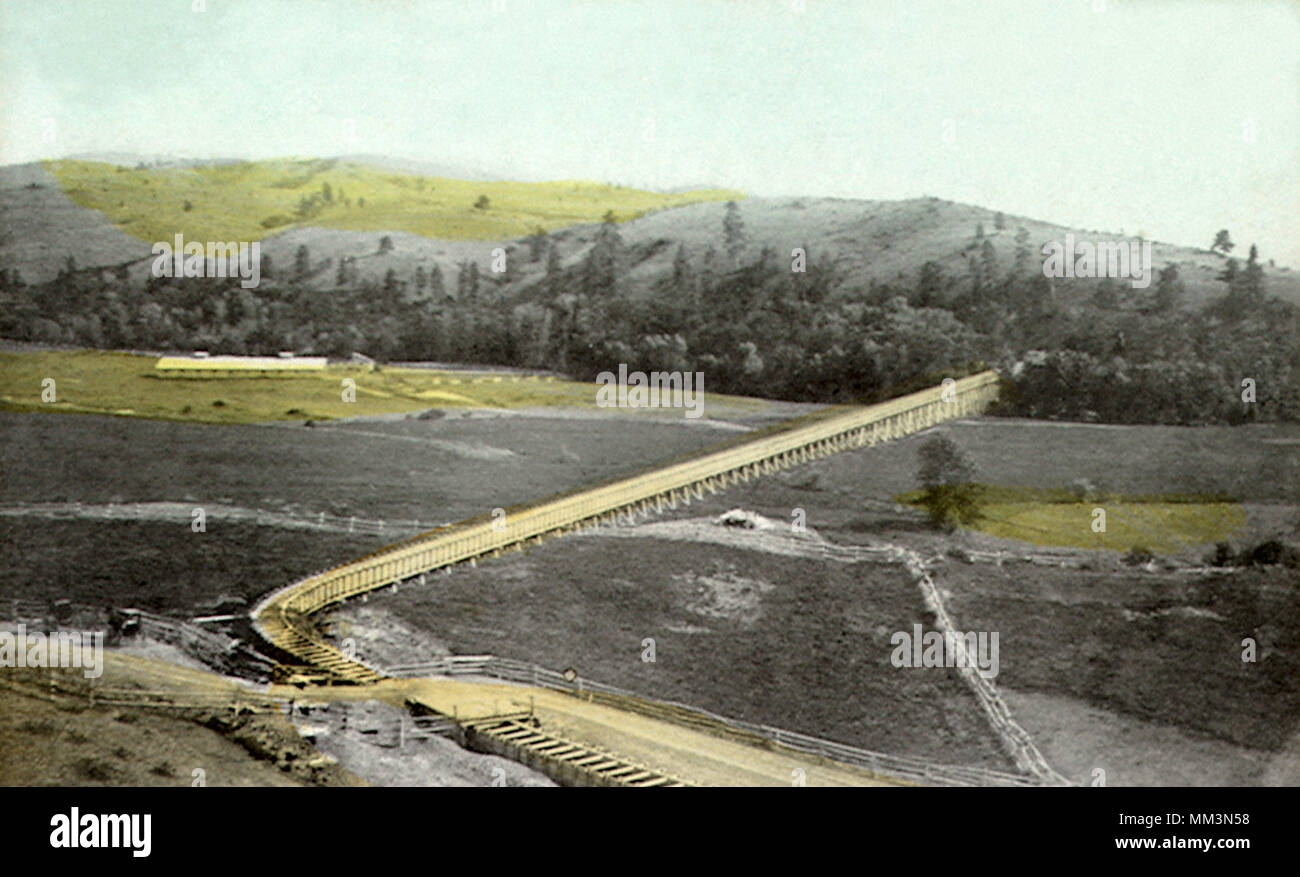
left=1, top=204, right=1295, bottom=424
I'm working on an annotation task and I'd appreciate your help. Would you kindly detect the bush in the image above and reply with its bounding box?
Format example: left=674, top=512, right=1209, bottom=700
left=1204, top=541, right=1236, bottom=567
left=260, top=214, right=293, bottom=229
left=1237, top=539, right=1300, bottom=568
left=1122, top=546, right=1154, bottom=566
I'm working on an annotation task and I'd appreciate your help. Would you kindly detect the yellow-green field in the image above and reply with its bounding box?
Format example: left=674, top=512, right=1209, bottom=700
left=0, top=350, right=759, bottom=424
left=898, top=485, right=1246, bottom=553
left=46, top=158, right=744, bottom=244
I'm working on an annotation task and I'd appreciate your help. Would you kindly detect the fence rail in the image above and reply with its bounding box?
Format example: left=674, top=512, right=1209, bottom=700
left=382, top=654, right=1043, bottom=786
left=249, top=370, right=1026, bottom=784
left=254, top=371, right=1001, bottom=670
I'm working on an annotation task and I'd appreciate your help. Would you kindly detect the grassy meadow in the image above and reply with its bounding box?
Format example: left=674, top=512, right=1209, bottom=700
left=46, top=158, right=744, bottom=245
left=0, top=349, right=762, bottom=424
left=897, top=484, right=1247, bottom=553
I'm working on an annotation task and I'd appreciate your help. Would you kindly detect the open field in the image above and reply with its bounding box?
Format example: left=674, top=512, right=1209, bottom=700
left=337, top=536, right=1015, bottom=771
left=935, top=560, right=1299, bottom=785
left=897, top=485, right=1248, bottom=553
left=933, top=560, right=1299, bottom=752
left=0, top=403, right=769, bottom=611
left=0, top=406, right=767, bottom=519
left=46, top=158, right=743, bottom=245
left=0, top=519, right=383, bottom=612
left=694, top=418, right=1298, bottom=561
left=1, top=392, right=1294, bottom=784
left=0, top=349, right=770, bottom=425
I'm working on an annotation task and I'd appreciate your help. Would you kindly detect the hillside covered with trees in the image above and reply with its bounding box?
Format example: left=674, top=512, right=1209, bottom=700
left=2, top=199, right=1296, bottom=426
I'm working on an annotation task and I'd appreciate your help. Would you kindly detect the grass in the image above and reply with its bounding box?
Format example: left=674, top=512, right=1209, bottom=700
left=0, top=349, right=760, bottom=424
left=358, top=536, right=1015, bottom=769
left=0, top=656, right=364, bottom=786
left=46, top=158, right=744, bottom=245
left=939, top=562, right=1299, bottom=754
left=896, top=484, right=1247, bottom=553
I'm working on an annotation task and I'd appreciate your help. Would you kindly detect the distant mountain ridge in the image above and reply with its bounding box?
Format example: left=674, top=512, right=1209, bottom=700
left=2, top=156, right=1294, bottom=311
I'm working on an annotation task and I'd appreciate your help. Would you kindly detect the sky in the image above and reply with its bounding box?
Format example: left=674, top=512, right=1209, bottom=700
left=2, top=0, right=1297, bottom=263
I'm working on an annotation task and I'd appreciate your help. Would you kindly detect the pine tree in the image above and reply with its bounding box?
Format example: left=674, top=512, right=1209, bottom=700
left=528, top=228, right=548, bottom=263
left=458, top=262, right=480, bottom=302
left=1153, top=264, right=1185, bottom=311
left=980, top=239, right=998, bottom=287
left=584, top=212, right=623, bottom=297
left=429, top=264, right=446, bottom=299
left=545, top=243, right=563, bottom=297
left=1013, top=227, right=1032, bottom=273
left=916, top=261, right=944, bottom=307
left=1241, top=244, right=1264, bottom=302
left=723, top=201, right=746, bottom=266
left=916, top=435, right=982, bottom=529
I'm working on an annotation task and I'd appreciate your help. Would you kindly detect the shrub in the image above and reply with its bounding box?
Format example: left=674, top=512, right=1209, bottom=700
left=1238, top=539, right=1300, bottom=568
left=260, top=214, right=293, bottom=229
left=1205, top=541, right=1236, bottom=567
left=1123, top=546, right=1154, bottom=566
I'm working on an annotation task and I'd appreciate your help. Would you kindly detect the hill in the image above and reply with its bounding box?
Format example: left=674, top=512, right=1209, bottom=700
left=0, top=163, right=154, bottom=283
left=43, top=157, right=742, bottom=252
left=4, top=157, right=1296, bottom=310
left=2, top=156, right=1297, bottom=426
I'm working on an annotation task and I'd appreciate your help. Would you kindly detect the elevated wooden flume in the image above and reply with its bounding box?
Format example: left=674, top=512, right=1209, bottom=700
left=252, top=370, right=1008, bottom=784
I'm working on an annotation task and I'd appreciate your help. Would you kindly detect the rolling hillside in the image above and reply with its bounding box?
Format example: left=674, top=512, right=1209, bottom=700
left=2, top=156, right=1295, bottom=310
left=46, top=157, right=743, bottom=250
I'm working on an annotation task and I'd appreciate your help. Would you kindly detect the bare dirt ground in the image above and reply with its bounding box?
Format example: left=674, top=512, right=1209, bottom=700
left=338, top=491, right=1296, bottom=785
left=0, top=652, right=359, bottom=787
left=287, top=700, right=554, bottom=787
left=335, top=515, right=1017, bottom=772
left=1000, top=688, right=1295, bottom=787
left=3, top=405, right=1294, bottom=785
left=0, top=650, right=558, bottom=788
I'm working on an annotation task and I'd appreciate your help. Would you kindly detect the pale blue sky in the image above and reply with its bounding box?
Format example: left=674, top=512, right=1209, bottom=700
left=2, top=0, right=1297, bottom=263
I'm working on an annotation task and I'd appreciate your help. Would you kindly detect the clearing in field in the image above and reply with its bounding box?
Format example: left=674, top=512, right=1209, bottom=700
left=0, top=350, right=762, bottom=424
left=897, top=484, right=1246, bottom=553
left=46, top=158, right=744, bottom=245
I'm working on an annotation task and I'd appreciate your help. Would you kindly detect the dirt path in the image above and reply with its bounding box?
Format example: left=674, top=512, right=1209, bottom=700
left=281, top=677, right=908, bottom=787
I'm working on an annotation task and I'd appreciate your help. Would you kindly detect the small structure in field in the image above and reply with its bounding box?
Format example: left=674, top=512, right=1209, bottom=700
left=155, top=353, right=328, bottom=375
